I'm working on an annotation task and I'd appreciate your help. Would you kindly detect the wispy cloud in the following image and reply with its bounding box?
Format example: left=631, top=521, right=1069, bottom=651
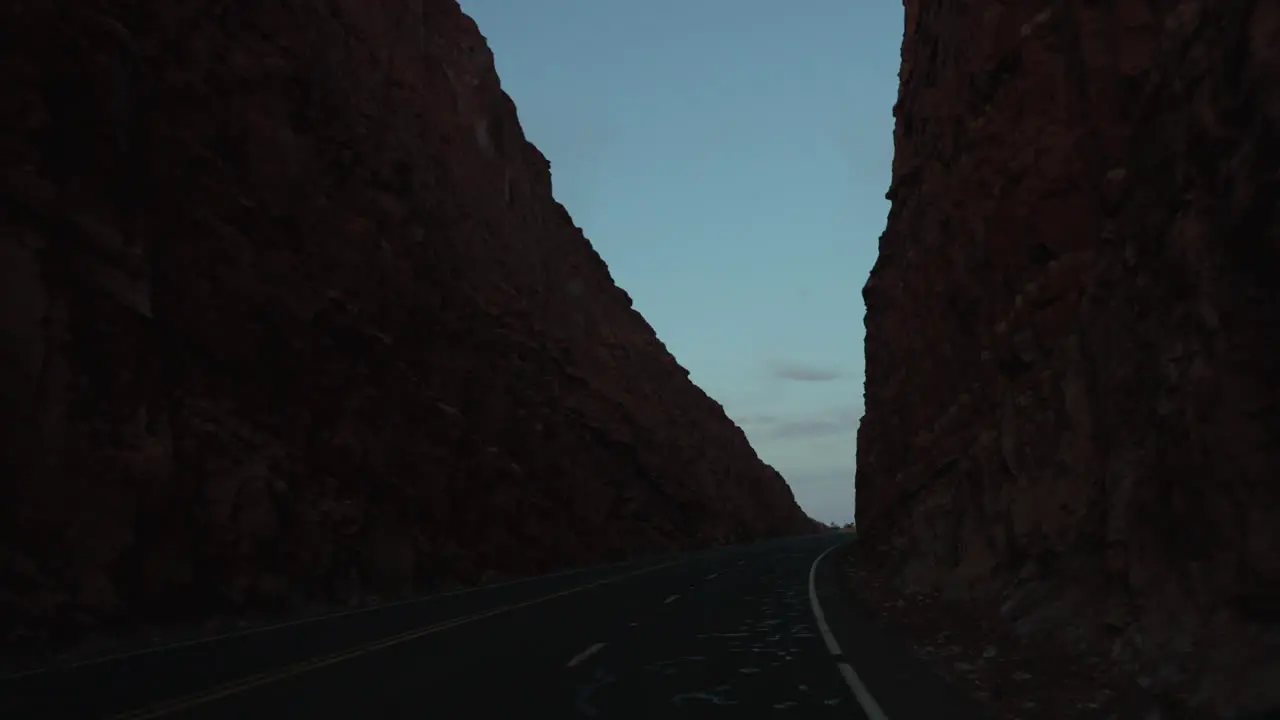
left=768, top=360, right=844, bottom=382
left=789, top=467, right=856, bottom=487
left=734, top=413, right=780, bottom=426
left=765, top=406, right=862, bottom=440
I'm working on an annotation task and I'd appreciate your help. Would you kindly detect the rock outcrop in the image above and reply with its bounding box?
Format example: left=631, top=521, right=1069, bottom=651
left=0, top=0, right=811, bottom=654
left=858, top=0, right=1280, bottom=714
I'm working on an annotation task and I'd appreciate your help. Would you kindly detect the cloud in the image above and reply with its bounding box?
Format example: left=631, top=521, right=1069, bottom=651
left=768, top=360, right=844, bottom=382
left=765, top=406, right=862, bottom=440
left=734, top=413, right=780, bottom=426
left=786, top=466, right=855, bottom=487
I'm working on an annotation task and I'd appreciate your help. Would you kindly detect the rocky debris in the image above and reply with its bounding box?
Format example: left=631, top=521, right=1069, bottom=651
left=841, top=544, right=1209, bottom=719
left=857, top=0, right=1280, bottom=716
left=0, top=0, right=811, bottom=661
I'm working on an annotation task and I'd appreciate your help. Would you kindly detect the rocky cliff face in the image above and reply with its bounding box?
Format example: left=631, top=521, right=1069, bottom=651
left=0, top=0, right=811, bottom=653
left=858, top=0, right=1280, bottom=713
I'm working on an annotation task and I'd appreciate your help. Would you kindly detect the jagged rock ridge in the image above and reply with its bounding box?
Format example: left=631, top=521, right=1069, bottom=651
left=0, top=0, right=811, bottom=652
left=857, top=0, right=1280, bottom=714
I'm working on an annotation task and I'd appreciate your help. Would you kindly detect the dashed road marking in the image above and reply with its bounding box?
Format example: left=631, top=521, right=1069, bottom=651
left=111, top=561, right=681, bottom=719
left=566, top=643, right=606, bottom=668
left=7, top=556, right=659, bottom=681
left=664, top=594, right=680, bottom=604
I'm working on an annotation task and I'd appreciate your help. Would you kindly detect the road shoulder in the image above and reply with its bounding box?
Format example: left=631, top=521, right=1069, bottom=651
left=813, top=541, right=990, bottom=720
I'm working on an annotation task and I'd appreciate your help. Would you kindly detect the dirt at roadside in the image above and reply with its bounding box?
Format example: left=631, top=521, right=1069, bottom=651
left=837, top=543, right=1213, bottom=720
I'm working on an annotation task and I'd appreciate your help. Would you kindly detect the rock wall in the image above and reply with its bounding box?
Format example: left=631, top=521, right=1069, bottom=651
left=858, top=0, right=1279, bottom=713
left=0, top=0, right=811, bottom=652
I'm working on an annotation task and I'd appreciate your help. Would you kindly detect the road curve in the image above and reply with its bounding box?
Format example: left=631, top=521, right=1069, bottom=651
left=2, top=535, right=877, bottom=719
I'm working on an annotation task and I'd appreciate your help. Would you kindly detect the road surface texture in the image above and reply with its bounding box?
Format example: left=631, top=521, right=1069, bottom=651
left=1, top=534, right=988, bottom=719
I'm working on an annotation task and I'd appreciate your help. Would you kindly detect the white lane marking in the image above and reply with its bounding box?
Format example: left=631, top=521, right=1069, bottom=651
left=673, top=690, right=737, bottom=707
left=664, top=594, right=680, bottom=604
left=107, top=561, right=682, bottom=720
left=4, top=555, right=664, bottom=680
left=809, top=544, right=890, bottom=720
left=566, top=642, right=607, bottom=668
left=704, top=572, right=720, bottom=579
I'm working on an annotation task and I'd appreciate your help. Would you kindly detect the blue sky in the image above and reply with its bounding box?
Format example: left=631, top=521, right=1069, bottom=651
left=458, top=0, right=903, bottom=525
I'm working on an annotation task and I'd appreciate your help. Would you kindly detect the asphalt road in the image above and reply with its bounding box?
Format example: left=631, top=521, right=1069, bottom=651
left=0, top=534, right=895, bottom=719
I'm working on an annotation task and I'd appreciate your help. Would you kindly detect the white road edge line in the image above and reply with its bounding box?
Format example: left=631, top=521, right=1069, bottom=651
left=808, top=544, right=890, bottom=720
left=3, top=553, right=678, bottom=680
left=664, top=594, right=680, bottom=604
left=565, top=642, right=607, bottom=668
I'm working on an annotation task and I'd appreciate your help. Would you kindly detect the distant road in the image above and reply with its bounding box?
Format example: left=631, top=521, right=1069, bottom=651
left=1, top=534, right=981, bottom=719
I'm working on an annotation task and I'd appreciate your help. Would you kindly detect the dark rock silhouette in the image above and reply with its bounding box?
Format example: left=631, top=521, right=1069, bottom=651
left=0, top=0, right=810, bottom=655
left=858, top=0, right=1280, bottom=714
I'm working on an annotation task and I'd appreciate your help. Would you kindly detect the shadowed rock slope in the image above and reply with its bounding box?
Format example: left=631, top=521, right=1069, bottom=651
left=857, top=0, right=1280, bottom=714
left=0, top=0, right=811, bottom=652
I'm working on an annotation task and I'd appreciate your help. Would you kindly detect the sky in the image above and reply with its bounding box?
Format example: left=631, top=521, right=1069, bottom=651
left=458, top=0, right=904, bottom=525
